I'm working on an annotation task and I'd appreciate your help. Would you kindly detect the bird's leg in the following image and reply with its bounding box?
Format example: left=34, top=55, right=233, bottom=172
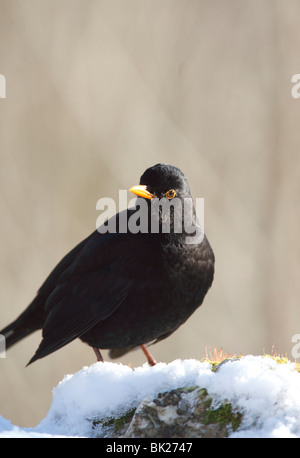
left=93, top=347, right=104, bottom=362
left=140, top=344, right=156, bottom=366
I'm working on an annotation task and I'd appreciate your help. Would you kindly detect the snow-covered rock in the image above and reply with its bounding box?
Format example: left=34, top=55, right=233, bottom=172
left=1, top=356, right=300, bottom=438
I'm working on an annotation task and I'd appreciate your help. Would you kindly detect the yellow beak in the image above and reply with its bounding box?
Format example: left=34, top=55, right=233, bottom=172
left=129, top=185, right=157, bottom=200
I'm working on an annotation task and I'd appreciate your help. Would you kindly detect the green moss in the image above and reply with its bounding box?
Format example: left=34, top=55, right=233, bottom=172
left=176, top=386, right=198, bottom=393
left=100, top=418, right=114, bottom=427
left=262, top=354, right=289, bottom=364
left=196, top=386, right=242, bottom=433
left=113, top=408, right=136, bottom=431
left=203, top=402, right=242, bottom=432
left=206, top=354, right=300, bottom=374
left=262, top=354, right=300, bottom=373
left=197, top=388, right=212, bottom=409
left=197, top=387, right=208, bottom=398
left=93, top=407, right=136, bottom=431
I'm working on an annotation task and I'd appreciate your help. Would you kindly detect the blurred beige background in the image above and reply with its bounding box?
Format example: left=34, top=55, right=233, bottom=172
left=1, top=0, right=300, bottom=428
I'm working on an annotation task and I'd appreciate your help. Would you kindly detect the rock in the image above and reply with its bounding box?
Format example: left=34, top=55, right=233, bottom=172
left=93, top=385, right=242, bottom=438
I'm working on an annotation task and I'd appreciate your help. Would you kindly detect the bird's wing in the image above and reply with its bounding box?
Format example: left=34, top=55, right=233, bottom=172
left=37, top=231, right=97, bottom=298
left=27, top=231, right=134, bottom=364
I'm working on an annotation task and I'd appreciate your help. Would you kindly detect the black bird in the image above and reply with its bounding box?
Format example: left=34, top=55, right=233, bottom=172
left=0, top=164, right=214, bottom=366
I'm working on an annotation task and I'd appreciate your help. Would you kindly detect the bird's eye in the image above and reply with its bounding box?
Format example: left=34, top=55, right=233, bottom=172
left=165, top=189, right=176, bottom=200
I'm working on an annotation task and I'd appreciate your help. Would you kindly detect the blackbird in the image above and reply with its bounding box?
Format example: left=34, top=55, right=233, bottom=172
left=0, top=164, right=214, bottom=366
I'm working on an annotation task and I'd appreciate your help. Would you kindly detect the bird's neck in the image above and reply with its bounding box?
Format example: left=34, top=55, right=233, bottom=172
left=147, top=198, right=202, bottom=245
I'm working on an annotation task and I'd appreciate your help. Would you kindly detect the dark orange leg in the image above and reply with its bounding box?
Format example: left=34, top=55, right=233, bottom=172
left=93, top=347, right=104, bottom=362
left=140, top=344, right=156, bottom=366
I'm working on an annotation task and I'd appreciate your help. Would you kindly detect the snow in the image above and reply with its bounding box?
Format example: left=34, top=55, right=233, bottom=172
left=1, top=355, right=300, bottom=438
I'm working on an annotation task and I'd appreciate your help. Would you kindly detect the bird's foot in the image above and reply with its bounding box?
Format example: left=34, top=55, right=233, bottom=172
left=93, top=347, right=104, bottom=362
left=140, top=344, right=156, bottom=366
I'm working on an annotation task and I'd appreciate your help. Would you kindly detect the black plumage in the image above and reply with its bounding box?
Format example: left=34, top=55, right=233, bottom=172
left=0, top=164, right=214, bottom=366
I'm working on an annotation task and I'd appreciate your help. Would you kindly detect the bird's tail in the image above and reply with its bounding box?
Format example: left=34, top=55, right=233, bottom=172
left=0, top=297, right=43, bottom=350
left=0, top=320, right=35, bottom=349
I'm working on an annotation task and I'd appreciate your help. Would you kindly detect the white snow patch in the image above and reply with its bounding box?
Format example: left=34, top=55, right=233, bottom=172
left=1, top=356, right=300, bottom=438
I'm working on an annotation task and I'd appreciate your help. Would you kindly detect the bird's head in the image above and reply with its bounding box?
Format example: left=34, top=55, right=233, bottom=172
left=130, top=163, right=191, bottom=202
left=129, top=164, right=199, bottom=242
